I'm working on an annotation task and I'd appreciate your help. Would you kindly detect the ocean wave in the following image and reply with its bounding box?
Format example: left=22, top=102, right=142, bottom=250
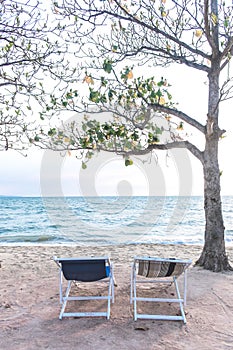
left=0, top=196, right=232, bottom=245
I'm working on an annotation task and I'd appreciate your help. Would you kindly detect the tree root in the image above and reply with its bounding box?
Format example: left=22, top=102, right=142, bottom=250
left=195, top=251, right=233, bottom=272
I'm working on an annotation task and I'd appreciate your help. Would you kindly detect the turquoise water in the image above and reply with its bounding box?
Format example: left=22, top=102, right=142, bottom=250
left=0, top=196, right=232, bottom=245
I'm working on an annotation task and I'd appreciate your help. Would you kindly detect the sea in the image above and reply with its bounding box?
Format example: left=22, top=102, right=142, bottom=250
left=0, top=196, right=233, bottom=246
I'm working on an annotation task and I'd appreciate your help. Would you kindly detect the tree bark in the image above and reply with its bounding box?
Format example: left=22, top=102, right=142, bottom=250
left=196, top=60, right=232, bottom=271
left=196, top=138, right=231, bottom=271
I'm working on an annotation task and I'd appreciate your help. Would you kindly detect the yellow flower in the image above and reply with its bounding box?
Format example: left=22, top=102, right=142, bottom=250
left=195, top=29, right=202, bottom=37
left=127, top=70, right=133, bottom=79
left=159, top=97, right=166, bottom=105
left=83, top=75, right=94, bottom=84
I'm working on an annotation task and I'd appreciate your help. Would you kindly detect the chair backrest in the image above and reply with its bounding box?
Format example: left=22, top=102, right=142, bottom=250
left=136, top=257, right=192, bottom=278
left=58, top=258, right=109, bottom=282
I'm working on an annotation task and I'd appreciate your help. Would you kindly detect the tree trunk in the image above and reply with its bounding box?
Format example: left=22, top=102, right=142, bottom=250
left=196, top=62, right=232, bottom=272
left=196, top=137, right=231, bottom=271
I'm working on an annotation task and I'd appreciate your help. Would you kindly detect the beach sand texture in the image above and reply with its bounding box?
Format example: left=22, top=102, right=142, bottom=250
left=0, top=244, right=233, bottom=350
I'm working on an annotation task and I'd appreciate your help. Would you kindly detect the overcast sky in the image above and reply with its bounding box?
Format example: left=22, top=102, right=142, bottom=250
left=0, top=64, right=232, bottom=197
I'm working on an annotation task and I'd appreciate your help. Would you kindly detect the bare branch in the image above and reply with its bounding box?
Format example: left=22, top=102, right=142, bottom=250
left=123, top=140, right=204, bottom=163
left=149, top=104, right=206, bottom=134
left=107, top=0, right=210, bottom=62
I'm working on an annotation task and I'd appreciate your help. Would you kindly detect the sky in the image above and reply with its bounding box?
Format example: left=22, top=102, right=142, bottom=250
left=0, top=64, right=232, bottom=197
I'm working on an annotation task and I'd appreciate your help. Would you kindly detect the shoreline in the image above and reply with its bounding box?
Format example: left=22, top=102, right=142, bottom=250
left=0, top=242, right=205, bottom=259
left=0, top=241, right=206, bottom=247
left=1, top=243, right=233, bottom=265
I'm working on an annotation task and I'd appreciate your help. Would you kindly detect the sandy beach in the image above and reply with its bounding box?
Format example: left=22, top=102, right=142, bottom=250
left=0, top=243, right=233, bottom=350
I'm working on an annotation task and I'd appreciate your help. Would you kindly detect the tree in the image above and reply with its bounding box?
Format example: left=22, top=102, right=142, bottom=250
left=36, top=0, right=233, bottom=271
left=0, top=0, right=80, bottom=151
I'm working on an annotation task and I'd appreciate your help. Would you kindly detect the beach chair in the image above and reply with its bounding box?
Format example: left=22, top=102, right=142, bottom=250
left=53, top=256, right=115, bottom=320
left=130, top=257, right=192, bottom=323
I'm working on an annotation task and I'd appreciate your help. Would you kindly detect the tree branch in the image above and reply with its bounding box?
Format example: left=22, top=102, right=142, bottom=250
left=150, top=140, right=204, bottom=163
left=110, top=0, right=210, bottom=61
left=123, top=139, right=204, bottom=163
left=220, top=37, right=233, bottom=65
left=148, top=104, right=206, bottom=134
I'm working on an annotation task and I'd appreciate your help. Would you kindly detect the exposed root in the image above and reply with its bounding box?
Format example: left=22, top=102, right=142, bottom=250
left=195, top=251, right=233, bottom=272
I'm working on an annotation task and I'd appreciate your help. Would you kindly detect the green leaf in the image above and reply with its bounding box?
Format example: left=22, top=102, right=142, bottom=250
left=89, top=89, right=100, bottom=103
left=82, top=123, right=87, bottom=131
left=66, top=92, right=73, bottom=99
left=48, top=128, right=57, bottom=136
left=100, top=94, right=107, bottom=103
left=125, top=158, right=133, bottom=166
left=101, top=77, right=107, bottom=87
left=155, top=127, right=163, bottom=135
left=39, top=112, right=45, bottom=120
left=224, top=18, right=229, bottom=27
left=82, top=162, right=87, bottom=170
left=86, top=151, right=94, bottom=159
left=157, top=78, right=165, bottom=87
left=103, top=59, right=113, bottom=73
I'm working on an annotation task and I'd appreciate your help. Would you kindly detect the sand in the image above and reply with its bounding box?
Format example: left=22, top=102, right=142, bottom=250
left=0, top=243, right=233, bottom=350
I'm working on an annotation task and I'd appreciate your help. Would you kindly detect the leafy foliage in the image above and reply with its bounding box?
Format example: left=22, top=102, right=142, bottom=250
left=35, top=61, right=178, bottom=168
left=0, top=0, right=78, bottom=151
